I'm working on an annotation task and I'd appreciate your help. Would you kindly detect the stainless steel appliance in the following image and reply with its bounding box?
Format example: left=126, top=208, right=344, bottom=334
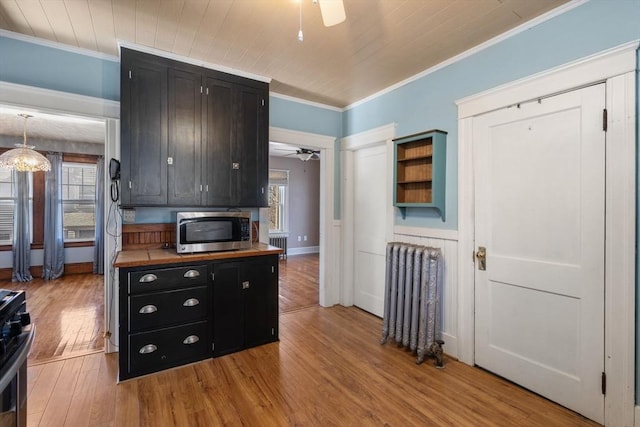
left=0, top=290, right=34, bottom=427
left=177, top=211, right=252, bottom=253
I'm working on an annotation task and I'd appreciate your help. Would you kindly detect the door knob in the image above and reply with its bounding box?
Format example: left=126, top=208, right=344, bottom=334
left=476, top=246, right=487, bottom=271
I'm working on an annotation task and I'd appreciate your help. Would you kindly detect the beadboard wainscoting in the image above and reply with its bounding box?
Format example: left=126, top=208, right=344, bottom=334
left=393, top=226, right=459, bottom=358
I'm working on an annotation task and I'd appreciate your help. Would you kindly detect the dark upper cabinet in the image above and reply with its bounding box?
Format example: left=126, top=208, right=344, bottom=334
left=120, top=48, right=269, bottom=208
left=120, top=50, right=168, bottom=205
left=235, top=84, right=269, bottom=207
left=167, top=65, right=203, bottom=206
left=202, top=77, right=234, bottom=206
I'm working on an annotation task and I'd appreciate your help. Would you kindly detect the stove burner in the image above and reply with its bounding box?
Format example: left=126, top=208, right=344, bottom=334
left=0, top=290, right=30, bottom=369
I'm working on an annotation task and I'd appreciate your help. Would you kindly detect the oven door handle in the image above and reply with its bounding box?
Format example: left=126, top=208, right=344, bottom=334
left=0, top=324, right=35, bottom=392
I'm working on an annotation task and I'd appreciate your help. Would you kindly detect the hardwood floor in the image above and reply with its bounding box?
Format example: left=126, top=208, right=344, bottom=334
left=0, top=274, right=104, bottom=364
left=15, top=254, right=598, bottom=426
left=279, top=253, right=319, bottom=313
left=25, top=305, right=598, bottom=427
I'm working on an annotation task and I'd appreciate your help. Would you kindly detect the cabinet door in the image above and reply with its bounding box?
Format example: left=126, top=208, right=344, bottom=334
left=212, top=261, right=244, bottom=356
left=202, top=77, right=234, bottom=206
left=244, top=256, right=279, bottom=347
left=120, top=52, right=168, bottom=205
left=234, top=84, right=269, bottom=207
left=167, top=67, right=202, bottom=205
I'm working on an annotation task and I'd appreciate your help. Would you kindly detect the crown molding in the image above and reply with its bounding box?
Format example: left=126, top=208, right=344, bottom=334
left=0, top=29, right=119, bottom=62
left=269, top=92, right=343, bottom=113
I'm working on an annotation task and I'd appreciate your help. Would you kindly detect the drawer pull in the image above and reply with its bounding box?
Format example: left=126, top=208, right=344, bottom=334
left=139, top=273, right=158, bottom=283
left=138, top=304, right=158, bottom=314
left=183, top=269, right=200, bottom=278
left=183, top=335, right=200, bottom=345
left=182, top=298, right=200, bottom=307
left=139, top=344, right=157, bottom=354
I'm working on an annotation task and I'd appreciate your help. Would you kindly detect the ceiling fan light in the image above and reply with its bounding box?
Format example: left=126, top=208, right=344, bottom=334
left=0, top=114, right=51, bottom=172
left=318, top=0, right=346, bottom=27
left=297, top=152, right=314, bottom=162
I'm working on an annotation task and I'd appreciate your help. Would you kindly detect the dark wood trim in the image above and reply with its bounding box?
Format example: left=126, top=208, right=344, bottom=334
left=0, top=262, right=95, bottom=280
left=122, top=223, right=175, bottom=250
left=62, top=153, right=99, bottom=164
left=0, top=241, right=94, bottom=251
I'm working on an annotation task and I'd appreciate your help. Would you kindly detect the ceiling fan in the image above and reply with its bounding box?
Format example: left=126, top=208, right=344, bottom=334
left=313, top=0, right=346, bottom=27
left=297, top=0, right=345, bottom=42
left=291, top=148, right=320, bottom=162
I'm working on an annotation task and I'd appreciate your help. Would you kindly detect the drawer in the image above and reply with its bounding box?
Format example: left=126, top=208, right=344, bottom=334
left=128, top=321, right=209, bottom=376
left=128, top=265, right=207, bottom=294
left=129, top=287, right=208, bottom=332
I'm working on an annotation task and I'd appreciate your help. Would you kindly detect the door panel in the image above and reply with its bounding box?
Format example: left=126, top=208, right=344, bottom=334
left=168, top=67, right=202, bottom=205
left=353, top=144, right=387, bottom=316
left=474, top=84, right=605, bottom=423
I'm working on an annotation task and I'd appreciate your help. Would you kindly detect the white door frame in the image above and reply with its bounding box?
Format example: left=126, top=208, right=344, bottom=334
left=0, top=80, right=121, bottom=353
left=269, top=127, right=338, bottom=307
left=340, top=124, right=395, bottom=307
left=456, top=41, right=638, bottom=426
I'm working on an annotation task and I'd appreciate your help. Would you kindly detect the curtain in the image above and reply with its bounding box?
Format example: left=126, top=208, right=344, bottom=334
left=12, top=170, right=32, bottom=282
left=42, top=153, right=64, bottom=280
left=93, top=156, right=104, bottom=274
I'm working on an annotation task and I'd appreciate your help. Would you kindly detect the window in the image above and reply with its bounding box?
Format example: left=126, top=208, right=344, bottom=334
left=62, top=162, right=96, bottom=241
left=268, top=169, right=289, bottom=232
left=0, top=168, right=14, bottom=244
left=0, top=168, right=33, bottom=245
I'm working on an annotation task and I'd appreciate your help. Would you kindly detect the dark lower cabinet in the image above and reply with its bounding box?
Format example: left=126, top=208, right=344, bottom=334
left=212, top=255, right=279, bottom=357
left=118, top=255, right=278, bottom=380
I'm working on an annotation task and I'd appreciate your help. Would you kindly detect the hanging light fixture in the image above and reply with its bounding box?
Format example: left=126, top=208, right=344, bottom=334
left=0, top=114, right=51, bottom=172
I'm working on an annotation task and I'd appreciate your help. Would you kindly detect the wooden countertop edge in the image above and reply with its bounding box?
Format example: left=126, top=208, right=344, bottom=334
left=113, top=244, right=283, bottom=268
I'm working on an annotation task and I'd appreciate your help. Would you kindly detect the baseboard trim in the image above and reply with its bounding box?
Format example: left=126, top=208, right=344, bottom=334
left=287, top=246, right=320, bottom=256
left=0, top=262, right=95, bottom=280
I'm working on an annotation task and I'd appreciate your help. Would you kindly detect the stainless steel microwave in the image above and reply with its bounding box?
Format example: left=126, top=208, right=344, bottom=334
left=176, top=211, right=251, bottom=253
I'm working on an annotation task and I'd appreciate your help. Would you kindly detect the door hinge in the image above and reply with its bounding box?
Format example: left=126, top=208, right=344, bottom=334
left=211, top=273, right=215, bottom=281
left=200, top=86, right=203, bottom=94
left=261, top=98, right=265, bottom=107
left=601, top=372, right=606, bottom=395
left=128, top=70, right=132, bottom=79
left=603, top=108, right=608, bottom=132
left=206, top=87, right=209, bottom=95
left=128, top=181, right=132, bottom=189
left=212, top=343, right=215, bottom=351
left=271, top=266, right=275, bottom=274
left=271, top=328, right=275, bottom=336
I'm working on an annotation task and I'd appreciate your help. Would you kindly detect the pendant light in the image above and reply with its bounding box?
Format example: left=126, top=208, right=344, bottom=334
left=0, top=114, right=51, bottom=172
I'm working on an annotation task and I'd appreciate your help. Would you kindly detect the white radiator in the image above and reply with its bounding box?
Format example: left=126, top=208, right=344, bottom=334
left=380, top=242, right=444, bottom=367
left=269, top=233, right=288, bottom=259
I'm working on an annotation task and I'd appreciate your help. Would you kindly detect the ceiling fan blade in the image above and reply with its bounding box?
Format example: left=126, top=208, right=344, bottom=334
left=318, top=0, right=345, bottom=27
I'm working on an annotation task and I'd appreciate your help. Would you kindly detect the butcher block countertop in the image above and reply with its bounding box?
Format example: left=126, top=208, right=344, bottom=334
left=113, top=243, right=283, bottom=268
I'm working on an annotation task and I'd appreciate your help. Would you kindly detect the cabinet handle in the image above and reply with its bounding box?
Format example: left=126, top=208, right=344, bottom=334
left=242, top=281, right=250, bottom=289
left=232, top=162, right=240, bottom=170
left=183, top=270, right=200, bottom=278
left=139, top=273, right=158, bottom=283
left=139, top=344, right=157, bottom=354
left=138, top=304, right=158, bottom=314
left=182, top=298, right=200, bottom=307
left=183, top=335, right=200, bottom=345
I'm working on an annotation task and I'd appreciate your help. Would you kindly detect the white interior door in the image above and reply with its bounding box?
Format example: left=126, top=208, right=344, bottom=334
left=353, top=144, right=387, bottom=316
left=473, top=84, right=605, bottom=423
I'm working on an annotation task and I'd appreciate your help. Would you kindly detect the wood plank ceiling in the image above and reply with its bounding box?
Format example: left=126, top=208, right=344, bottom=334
left=0, top=0, right=569, bottom=108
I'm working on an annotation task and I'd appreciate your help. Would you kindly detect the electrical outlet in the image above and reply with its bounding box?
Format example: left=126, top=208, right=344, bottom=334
left=297, top=236, right=301, bottom=242
left=304, top=235, right=307, bottom=241
left=123, top=209, right=136, bottom=223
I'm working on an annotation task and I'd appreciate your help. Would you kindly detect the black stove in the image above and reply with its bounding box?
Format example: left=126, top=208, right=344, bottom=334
left=0, top=290, right=30, bottom=369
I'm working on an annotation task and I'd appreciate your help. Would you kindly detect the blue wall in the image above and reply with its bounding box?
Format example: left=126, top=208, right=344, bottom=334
left=344, top=0, right=640, bottom=231
left=0, top=36, right=120, bottom=101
